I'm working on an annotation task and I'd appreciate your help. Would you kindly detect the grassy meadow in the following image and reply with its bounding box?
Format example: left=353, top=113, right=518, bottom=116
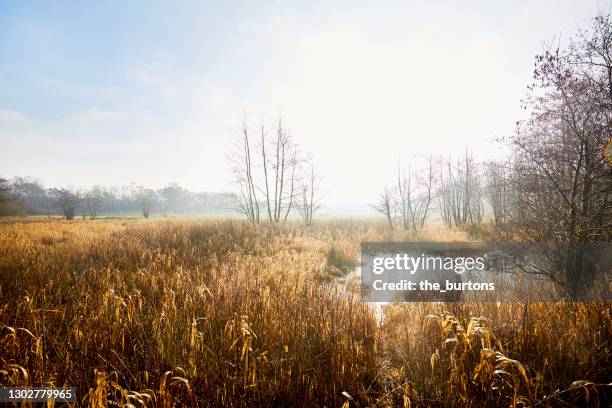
left=0, top=219, right=610, bottom=407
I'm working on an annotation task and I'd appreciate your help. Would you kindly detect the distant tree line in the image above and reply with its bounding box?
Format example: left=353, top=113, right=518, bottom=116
left=0, top=178, right=239, bottom=219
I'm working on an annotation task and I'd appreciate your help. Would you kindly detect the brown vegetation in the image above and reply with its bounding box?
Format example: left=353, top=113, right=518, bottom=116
left=0, top=219, right=610, bottom=407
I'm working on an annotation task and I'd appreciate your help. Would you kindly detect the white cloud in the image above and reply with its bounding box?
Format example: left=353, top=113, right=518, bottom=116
left=127, top=66, right=175, bottom=96
left=73, top=107, right=123, bottom=122
left=128, top=67, right=168, bottom=86
left=0, top=109, right=26, bottom=122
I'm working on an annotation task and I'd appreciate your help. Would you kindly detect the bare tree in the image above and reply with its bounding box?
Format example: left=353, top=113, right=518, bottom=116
left=373, top=186, right=395, bottom=229
left=415, top=156, right=434, bottom=229
left=438, top=150, right=483, bottom=228
left=396, top=162, right=413, bottom=230
left=135, top=187, right=156, bottom=219
left=231, top=114, right=260, bottom=223
left=50, top=188, right=82, bottom=220
left=484, top=161, right=512, bottom=228
left=397, top=157, right=434, bottom=231
left=296, top=163, right=323, bottom=225
left=261, top=118, right=299, bottom=223
left=86, top=186, right=104, bottom=220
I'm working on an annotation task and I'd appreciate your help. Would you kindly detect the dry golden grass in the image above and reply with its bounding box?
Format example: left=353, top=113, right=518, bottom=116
left=0, top=219, right=610, bottom=407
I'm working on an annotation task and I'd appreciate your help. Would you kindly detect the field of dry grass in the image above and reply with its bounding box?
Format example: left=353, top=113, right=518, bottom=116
left=0, top=219, right=610, bottom=407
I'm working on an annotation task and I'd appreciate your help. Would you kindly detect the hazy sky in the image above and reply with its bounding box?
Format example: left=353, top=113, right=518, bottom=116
left=1, top=0, right=610, bottom=204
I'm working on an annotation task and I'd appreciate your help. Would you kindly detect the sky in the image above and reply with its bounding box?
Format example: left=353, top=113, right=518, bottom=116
left=1, top=0, right=610, bottom=205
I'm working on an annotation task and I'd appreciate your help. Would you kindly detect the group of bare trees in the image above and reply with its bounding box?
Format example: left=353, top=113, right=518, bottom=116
left=47, top=188, right=82, bottom=220
left=374, top=157, right=435, bottom=230
left=373, top=14, right=612, bottom=295
left=376, top=14, right=611, bottom=251
left=48, top=188, right=102, bottom=220
left=481, top=14, right=612, bottom=248
left=231, top=115, right=323, bottom=225
left=374, top=153, right=485, bottom=231
left=56, top=187, right=107, bottom=220
left=438, top=151, right=484, bottom=228
left=506, top=14, right=611, bottom=246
